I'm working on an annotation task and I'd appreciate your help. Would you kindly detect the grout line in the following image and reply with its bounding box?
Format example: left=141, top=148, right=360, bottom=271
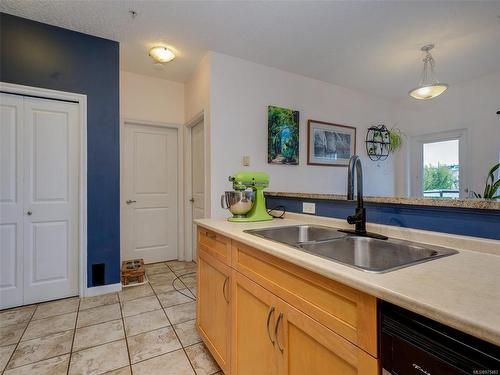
left=6, top=330, right=75, bottom=371
left=30, top=307, right=80, bottom=322
left=149, top=268, right=198, bottom=375
left=2, top=304, right=38, bottom=375
left=66, top=298, right=81, bottom=375
left=72, top=315, right=121, bottom=330
left=117, top=293, right=133, bottom=375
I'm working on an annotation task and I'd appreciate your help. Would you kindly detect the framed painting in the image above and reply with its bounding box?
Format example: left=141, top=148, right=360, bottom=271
left=307, top=120, right=356, bottom=166
left=268, top=106, right=299, bottom=165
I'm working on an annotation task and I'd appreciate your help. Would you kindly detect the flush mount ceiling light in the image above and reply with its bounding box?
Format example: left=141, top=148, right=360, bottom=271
left=409, top=44, right=448, bottom=100
left=149, top=46, right=175, bottom=64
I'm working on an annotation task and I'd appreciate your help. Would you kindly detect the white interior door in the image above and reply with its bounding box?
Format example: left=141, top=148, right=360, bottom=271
left=191, top=120, right=205, bottom=260
left=23, top=97, right=79, bottom=305
left=0, top=94, right=24, bottom=308
left=0, top=93, right=79, bottom=309
left=123, top=123, right=178, bottom=263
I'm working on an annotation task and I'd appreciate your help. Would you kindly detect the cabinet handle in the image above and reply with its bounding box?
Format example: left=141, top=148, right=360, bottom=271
left=222, top=276, right=229, bottom=303
left=206, top=232, right=216, bottom=239
left=266, top=307, right=275, bottom=345
left=275, top=312, right=284, bottom=353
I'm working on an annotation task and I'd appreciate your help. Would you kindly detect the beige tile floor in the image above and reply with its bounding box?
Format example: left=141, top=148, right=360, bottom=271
left=0, top=261, right=223, bottom=375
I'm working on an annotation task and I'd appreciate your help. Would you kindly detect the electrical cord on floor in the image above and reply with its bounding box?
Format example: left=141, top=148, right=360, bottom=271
left=267, top=205, right=286, bottom=219
left=171, top=271, right=197, bottom=301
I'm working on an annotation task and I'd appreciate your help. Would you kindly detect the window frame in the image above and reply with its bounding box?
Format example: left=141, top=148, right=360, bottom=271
left=410, top=129, right=469, bottom=199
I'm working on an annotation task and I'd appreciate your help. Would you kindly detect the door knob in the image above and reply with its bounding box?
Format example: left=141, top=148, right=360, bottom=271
left=26, top=210, right=33, bottom=216
left=126, top=200, right=137, bottom=204
left=189, top=198, right=195, bottom=203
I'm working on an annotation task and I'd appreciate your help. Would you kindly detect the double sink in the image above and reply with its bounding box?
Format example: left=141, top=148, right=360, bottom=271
left=244, top=225, right=457, bottom=273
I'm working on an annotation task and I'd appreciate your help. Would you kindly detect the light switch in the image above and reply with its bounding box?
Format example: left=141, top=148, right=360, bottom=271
left=302, top=202, right=316, bottom=214
left=242, top=155, right=250, bottom=166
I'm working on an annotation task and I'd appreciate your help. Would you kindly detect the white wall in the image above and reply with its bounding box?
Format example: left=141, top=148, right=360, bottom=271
left=209, top=53, right=404, bottom=218
left=396, top=72, right=500, bottom=196
left=185, top=54, right=211, bottom=123
left=120, top=70, right=184, bottom=124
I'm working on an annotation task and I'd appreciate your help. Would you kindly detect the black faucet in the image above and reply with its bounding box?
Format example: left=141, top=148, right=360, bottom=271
left=339, top=155, right=388, bottom=240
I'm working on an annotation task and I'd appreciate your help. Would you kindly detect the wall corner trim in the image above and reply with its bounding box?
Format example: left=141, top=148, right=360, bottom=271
left=84, top=283, right=122, bottom=298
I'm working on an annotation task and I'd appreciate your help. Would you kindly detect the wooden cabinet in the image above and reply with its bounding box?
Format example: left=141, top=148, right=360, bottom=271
left=231, top=272, right=279, bottom=375
left=231, top=240, right=378, bottom=357
left=278, top=297, right=378, bottom=375
left=197, top=225, right=379, bottom=375
left=198, top=227, right=231, bottom=264
left=232, top=272, right=378, bottom=375
left=197, top=248, right=231, bottom=374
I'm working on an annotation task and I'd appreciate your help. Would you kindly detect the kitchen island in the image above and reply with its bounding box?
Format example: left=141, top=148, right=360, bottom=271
left=194, top=214, right=500, bottom=374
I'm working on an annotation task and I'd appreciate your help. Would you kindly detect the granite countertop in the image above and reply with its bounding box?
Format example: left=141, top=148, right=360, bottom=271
left=195, top=217, right=500, bottom=347
left=265, top=191, right=500, bottom=210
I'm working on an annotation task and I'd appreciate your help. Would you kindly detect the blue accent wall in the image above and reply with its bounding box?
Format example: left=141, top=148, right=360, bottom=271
left=1, top=13, right=121, bottom=286
left=266, top=196, right=500, bottom=240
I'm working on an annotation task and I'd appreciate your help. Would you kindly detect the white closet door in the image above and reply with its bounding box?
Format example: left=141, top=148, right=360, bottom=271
left=22, top=97, right=79, bottom=304
left=123, top=123, right=178, bottom=263
left=0, top=94, right=24, bottom=309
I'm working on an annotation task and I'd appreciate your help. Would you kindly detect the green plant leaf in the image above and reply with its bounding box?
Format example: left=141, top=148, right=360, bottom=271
left=487, top=162, right=500, bottom=177
left=488, top=179, right=500, bottom=198
left=483, top=183, right=491, bottom=198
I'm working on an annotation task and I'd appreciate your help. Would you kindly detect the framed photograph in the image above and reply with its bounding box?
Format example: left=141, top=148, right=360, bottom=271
left=307, top=120, right=356, bottom=166
left=268, top=106, right=299, bottom=165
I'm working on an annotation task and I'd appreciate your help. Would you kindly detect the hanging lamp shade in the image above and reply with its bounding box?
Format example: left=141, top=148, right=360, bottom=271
left=409, top=44, right=448, bottom=100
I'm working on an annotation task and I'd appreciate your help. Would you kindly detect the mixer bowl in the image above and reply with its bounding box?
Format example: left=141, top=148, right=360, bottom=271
left=221, top=191, right=255, bottom=217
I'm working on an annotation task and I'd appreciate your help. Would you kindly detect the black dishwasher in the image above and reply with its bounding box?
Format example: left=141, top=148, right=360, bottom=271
left=381, top=301, right=500, bottom=375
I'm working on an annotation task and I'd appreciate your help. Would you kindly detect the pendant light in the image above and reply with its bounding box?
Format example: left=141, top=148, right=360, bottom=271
left=409, top=44, right=448, bottom=100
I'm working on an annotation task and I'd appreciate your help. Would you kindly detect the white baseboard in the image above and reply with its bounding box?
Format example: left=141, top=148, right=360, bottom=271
left=83, top=283, right=122, bottom=297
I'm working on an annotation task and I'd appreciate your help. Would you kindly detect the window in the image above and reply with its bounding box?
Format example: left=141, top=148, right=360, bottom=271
left=422, top=140, right=459, bottom=198
left=411, top=130, right=468, bottom=199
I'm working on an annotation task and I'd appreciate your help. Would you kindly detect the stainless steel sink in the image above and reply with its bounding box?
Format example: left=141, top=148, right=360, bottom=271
left=244, top=225, right=346, bottom=246
left=299, top=236, right=457, bottom=273
left=244, top=225, right=457, bottom=273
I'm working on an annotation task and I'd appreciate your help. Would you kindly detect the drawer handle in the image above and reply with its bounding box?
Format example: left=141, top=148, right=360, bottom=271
left=275, top=312, right=284, bottom=353
left=412, top=363, right=432, bottom=375
left=222, top=276, right=229, bottom=303
left=206, top=232, right=216, bottom=239
left=266, top=306, right=275, bottom=345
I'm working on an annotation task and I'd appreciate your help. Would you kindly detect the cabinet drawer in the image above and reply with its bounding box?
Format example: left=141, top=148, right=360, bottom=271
left=231, top=240, right=378, bottom=357
left=198, top=226, right=231, bottom=265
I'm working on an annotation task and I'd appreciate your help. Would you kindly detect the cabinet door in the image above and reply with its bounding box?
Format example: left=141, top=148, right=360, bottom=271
left=276, top=299, right=379, bottom=375
left=232, top=272, right=279, bottom=375
left=197, top=249, right=231, bottom=373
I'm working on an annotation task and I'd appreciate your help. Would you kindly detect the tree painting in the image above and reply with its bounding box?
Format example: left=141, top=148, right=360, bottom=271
left=268, top=106, right=299, bottom=165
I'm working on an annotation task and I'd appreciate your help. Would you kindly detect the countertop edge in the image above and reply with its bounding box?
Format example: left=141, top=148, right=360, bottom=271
left=265, top=191, right=500, bottom=211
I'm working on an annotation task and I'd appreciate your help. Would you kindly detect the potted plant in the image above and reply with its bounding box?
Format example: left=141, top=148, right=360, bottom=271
left=472, top=162, right=500, bottom=200
left=387, top=127, right=403, bottom=153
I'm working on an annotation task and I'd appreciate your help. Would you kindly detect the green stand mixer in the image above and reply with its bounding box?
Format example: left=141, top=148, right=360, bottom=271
left=221, top=171, right=273, bottom=222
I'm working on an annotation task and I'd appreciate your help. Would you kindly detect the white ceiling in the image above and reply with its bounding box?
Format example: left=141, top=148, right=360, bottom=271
left=2, top=1, right=500, bottom=101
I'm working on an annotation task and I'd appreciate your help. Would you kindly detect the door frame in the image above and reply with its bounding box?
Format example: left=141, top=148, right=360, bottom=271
left=184, top=111, right=209, bottom=262
left=410, top=128, right=469, bottom=198
left=120, top=118, right=185, bottom=263
left=0, top=81, right=88, bottom=298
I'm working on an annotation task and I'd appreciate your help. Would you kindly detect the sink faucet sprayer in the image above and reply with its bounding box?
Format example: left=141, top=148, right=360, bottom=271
left=339, top=155, right=388, bottom=240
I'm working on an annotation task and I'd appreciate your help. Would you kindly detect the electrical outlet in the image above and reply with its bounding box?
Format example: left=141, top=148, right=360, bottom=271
left=302, top=202, right=316, bottom=214
left=242, top=155, right=250, bottom=166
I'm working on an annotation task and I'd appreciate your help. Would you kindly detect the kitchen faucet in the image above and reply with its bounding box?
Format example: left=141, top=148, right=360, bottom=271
left=339, top=155, right=388, bottom=240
